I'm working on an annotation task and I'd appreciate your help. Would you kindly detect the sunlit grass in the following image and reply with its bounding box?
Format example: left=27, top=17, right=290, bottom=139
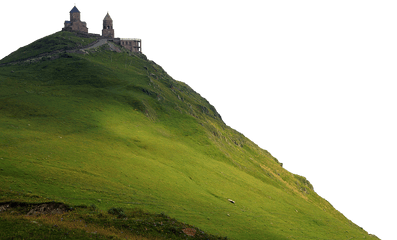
left=0, top=31, right=380, bottom=240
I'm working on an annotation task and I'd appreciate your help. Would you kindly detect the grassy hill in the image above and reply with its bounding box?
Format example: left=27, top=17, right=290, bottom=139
left=0, top=31, right=380, bottom=239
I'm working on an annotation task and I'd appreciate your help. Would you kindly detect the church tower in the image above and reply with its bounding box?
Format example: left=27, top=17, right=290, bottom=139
left=70, top=6, right=81, bottom=22
left=102, top=13, right=114, bottom=39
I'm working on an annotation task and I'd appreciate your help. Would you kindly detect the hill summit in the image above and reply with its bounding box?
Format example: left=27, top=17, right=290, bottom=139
left=0, top=31, right=380, bottom=239
left=61, top=5, right=142, bottom=53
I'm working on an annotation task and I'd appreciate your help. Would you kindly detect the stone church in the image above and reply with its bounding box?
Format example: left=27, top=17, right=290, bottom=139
left=63, top=6, right=141, bottom=53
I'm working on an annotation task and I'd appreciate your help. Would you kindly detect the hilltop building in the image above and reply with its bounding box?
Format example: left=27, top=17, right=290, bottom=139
left=62, top=6, right=141, bottom=53
left=63, top=6, right=88, bottom=33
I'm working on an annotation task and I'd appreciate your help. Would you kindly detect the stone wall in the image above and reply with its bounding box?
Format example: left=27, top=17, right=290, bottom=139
left=70, top=12, right=81, bottom=22
left=64, top=21, right=88, bottom=33
left=61, top=29, right=100, bottom=39
left=119, top=39, right=141, bottom=53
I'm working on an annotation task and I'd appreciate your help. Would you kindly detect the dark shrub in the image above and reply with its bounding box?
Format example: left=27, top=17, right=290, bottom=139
left=108, top=207, right=126, bottom=218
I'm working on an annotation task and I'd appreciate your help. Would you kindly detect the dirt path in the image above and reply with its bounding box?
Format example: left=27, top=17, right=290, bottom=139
left=83, top=39, right=108, bottom=50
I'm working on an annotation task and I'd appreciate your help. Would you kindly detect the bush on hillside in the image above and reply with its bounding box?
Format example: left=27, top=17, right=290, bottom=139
left=108, top=207, right=126, bottom=218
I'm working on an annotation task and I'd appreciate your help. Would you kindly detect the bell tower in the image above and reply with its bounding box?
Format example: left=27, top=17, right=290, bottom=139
left=102, top=12, right=114, bottom=38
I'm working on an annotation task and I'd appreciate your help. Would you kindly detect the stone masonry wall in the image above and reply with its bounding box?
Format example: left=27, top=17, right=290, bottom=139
left=120, top=39, right=141, bottom=53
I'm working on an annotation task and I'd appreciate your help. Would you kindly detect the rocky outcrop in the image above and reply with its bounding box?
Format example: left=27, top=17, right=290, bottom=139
left=0, top=201, right=70, bottom=215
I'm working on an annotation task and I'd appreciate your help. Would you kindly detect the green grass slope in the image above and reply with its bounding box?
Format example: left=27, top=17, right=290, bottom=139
left=0, top=31, right=97, bottom=64
left=0, top=31, right=380, bottom=239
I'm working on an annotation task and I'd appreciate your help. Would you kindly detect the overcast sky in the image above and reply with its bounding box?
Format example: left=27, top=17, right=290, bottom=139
left=2, top=1, right=396, bottom=239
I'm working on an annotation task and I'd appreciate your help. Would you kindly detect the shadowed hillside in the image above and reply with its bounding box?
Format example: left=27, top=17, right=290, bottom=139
left=0, top=31, right=380, bottom=239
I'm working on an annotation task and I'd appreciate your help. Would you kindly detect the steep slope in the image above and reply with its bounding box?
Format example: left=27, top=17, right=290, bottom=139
left=0, top=31, right=379, bottom=239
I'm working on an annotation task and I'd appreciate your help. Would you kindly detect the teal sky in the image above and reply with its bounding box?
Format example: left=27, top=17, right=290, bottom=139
left=1, top=1, right=396, bottom=239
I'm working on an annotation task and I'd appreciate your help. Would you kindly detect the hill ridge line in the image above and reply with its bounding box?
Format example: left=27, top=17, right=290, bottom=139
left=0, top=37, right=116, bottom=67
